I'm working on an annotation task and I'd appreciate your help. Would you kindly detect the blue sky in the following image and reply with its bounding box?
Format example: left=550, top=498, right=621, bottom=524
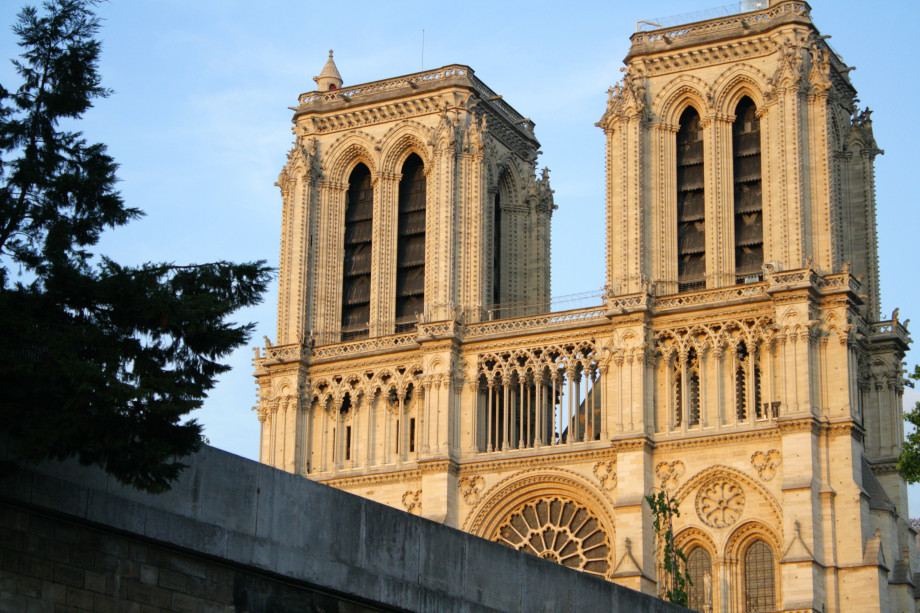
left=1, top=0, right=918, bottom=506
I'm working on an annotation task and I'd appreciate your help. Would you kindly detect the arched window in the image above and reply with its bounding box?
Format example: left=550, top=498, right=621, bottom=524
left=674, top=349, right=701, bottom=427
left=493, top=190, right=502, bottom=308
left=744, top=540, right=775, bottom=612
left=342, top=163, right=373, bottom=339
left=688, top=349, right=701, bottom=427
left=732, top=97, right=763, bottom=283
left=395, top=154, right=426, bottom=330
left=735, top=343, right=748, bottom=421
left=735, top=341, right=762, bottom=421
left=687, top=547, right=713, bottom=612
left=673, top=356, right=682, bottom=427
left=677, top=106, right=706, bottom=292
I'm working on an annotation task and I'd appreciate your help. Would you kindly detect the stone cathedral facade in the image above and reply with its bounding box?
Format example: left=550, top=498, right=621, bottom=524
left=253, top=2, right=915, bottom=611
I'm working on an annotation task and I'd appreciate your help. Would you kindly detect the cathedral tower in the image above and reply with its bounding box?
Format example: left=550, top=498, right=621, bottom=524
left=255, top=3, right=914, bottom=611
left=274, top=58, right=553, bottom=348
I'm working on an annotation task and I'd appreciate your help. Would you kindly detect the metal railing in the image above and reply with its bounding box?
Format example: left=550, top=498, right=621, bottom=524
left=484, top=288, right=605, bottom=321
left=636, top=0, right=768, bottom=32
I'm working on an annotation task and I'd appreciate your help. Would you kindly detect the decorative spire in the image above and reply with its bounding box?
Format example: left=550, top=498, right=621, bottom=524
left=313, top=50, right=343, bottom=91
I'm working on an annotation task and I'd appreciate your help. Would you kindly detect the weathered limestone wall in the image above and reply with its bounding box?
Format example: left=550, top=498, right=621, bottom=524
left=0, top=439, right=688, bottom=613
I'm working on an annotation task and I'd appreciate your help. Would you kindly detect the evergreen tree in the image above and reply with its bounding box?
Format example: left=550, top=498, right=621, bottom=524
left=0, top=0, right=272, bottom=492
left=898, top=365, right=920, bottom=483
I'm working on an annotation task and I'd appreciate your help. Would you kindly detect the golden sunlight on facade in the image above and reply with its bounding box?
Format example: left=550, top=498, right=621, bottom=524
left=254, top=2, right=914, bottom=610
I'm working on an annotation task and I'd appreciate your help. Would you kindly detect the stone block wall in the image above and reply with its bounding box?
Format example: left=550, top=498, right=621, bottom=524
left=0, top=440, right=688, bottom=612
left=0, top=506, right=387, bottom=612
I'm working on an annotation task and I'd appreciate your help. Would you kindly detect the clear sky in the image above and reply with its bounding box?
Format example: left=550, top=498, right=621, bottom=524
left=1, top=0, right=918, bottom=506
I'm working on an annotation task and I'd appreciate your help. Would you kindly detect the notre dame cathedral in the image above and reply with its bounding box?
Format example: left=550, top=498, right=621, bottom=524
left=253, top=1, right=915, bottom=611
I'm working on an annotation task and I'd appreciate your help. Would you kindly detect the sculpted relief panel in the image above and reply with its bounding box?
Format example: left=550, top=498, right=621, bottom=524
left=593, top=460, right=617, bottom=491
left=751, top=449, right=782, bottom=481
left=459, top=475, right=486, bottom=505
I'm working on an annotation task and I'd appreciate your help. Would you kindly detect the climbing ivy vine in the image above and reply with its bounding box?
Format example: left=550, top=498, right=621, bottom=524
left=646, top=489, right=691, bottom=607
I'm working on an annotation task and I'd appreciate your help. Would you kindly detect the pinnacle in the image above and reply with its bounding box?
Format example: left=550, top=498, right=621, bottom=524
left=313, top=50, right=343, bottom=90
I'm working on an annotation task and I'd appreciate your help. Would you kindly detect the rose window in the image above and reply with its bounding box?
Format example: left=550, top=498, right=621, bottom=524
left=696, top=480, right=745, bottom=528
left=492, top=497, right=610, bottom=577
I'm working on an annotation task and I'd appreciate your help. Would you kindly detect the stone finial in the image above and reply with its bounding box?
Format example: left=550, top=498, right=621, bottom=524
left=313, top=50, right=343, bottom=91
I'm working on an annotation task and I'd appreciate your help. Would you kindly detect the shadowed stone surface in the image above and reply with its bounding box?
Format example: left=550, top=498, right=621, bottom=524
left=0, top=440, right=688, bottom=612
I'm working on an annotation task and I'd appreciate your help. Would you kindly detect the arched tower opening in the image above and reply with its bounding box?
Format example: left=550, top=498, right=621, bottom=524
left=342, top=163, right=373, bottom=339
left=395, top=154, right=426, bottom=330
left=677, top=106, right=705, bottom=292
left=732, top=96, right=763, bottom=282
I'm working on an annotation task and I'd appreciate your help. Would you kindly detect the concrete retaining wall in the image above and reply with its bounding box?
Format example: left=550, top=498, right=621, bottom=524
left=0, top=439, right=687, bottom=612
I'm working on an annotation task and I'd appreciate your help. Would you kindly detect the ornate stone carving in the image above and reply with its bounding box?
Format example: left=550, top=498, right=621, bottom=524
left=493, top=497, right=611, bottom=578
left=458, top=447, right=615, bottom=478
left=751, top=449, right=782, bottom=481
left=654, top=315, right=774, bottom=359
left=257, top=15, right=902, bottom=612
left=593, top=460, right=617, bottom=491
left=401, top=490, right=422, bottom=515
left=599, top=65, right=648, bottom=127
left=656, top=460, right=685, bottom=492
left=696, top=480, right=745, bottom=528
left=459, top=475, right=485, bottom=505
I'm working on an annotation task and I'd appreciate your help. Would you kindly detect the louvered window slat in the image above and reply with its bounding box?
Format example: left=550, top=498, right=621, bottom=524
left=396, top=155, right=426, bottom=324
left=733, top=98, right=764, bottom=281
left=342, top=164, right=373, bottom=333
left=677, top=107, right=706, bottom=291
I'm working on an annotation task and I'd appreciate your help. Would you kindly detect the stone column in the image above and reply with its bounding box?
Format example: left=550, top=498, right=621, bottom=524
left=603, top=106, right=646, bottom=295
left=599, top=363, right=609, bottom=440
left=422, top=378, right=433, bottom=454
left=704, top=114, right=734, bottom=287
left=654, top=123, right=680, bottom=294
left=427, top=127, right=457, bottom=322
left=276, top=166, right=314, bottom=344
left=315, top=181, right=347, bottom=344
left=370, top=172, right=401, bottom=337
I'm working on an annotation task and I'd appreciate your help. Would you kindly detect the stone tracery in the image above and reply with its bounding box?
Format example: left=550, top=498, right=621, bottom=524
left=255, top=5, right=913, bottom=610
left=696, top=479, right=746, bottom=528
left=474, top=340, right=601, bottom=450
left=492, top=496, right=611, bottom=578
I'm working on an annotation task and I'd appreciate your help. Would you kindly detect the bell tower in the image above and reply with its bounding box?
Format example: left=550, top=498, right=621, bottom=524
left=594, top=1, right=912, bottom=610
left=255, top=6, right=914, bottom=611
left=599, top=0, right=881, bottom=318
left=274, top=58, right=554, bottom=347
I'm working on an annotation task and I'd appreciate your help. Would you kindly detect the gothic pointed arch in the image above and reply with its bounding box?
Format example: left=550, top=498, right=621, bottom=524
left=341, top=162, right=374, bottom=337
left=675, top=528, right=717, bottom=613
left=491, top=163, right=522, bottom=307
left=379, top=122, right=433, bottom=175
left=711, top=63, right=769, bottom=116
left=324, top=131, right=379, bottom=184
left=653, top=75, right=711, bottom=128
left=724, top=521, right=781, bottom=613
left=674, top=465, right=783, bottom=530
left=732, top=96, right=764, bottom=282
left=395, top=153, right=426, bottom=328
left=676, top=105, right=706, bottom=292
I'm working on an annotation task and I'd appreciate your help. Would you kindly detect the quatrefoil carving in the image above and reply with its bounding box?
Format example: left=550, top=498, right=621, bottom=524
left=593, top=461, right=617, bottom=491
left=459, top=476, right=485, bottom=505
left=655, top=460, right=685, bottom=492
left=751, top=449, right=782, bottom=481
left=402, top=490, right=422, bottom=515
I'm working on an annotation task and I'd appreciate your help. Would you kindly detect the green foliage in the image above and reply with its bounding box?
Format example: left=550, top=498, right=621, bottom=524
left=898, top=365, right=920, bottom=483
left=0, top=0, right=271, bottom=492
left=646, top=489, right=691, bottom=607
